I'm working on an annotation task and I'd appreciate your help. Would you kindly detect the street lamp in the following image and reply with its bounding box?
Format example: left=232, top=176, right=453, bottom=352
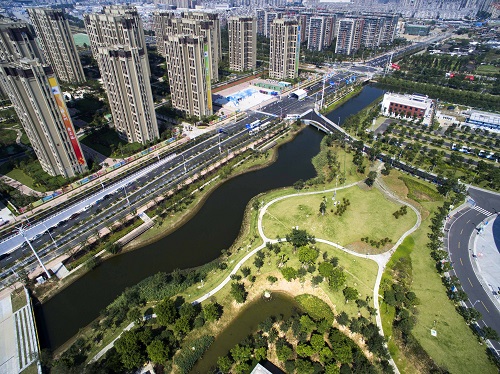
left=42, top=222, right=57, bottom=247
left=471, top=299, right=481, bottom=307
left=122, top=186, right=131, bottom=206
left=16, top=225, right=51, bottom=279
left=182, top=154, right=187, bottom=174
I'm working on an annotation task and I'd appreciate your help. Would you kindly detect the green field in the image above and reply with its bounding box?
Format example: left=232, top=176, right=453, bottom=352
left=262, top=184, right=417, bottom=253
left=475, top=64, right=500, bottom=76
left=381, top=171, right=496, bottom=374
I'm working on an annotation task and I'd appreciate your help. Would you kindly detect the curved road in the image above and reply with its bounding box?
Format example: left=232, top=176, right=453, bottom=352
left=446, top=186, right=500, bottom=354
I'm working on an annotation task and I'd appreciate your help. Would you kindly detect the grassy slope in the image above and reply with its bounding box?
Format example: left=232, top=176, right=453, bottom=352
left=382, top=171, right=496, bottom=374
left=263, top=185, right=417, bottom=254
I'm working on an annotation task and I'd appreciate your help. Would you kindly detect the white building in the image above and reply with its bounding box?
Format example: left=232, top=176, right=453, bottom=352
left=381, top=92, right=435, bottom=125
left=466, top=110, right=500, bottom=131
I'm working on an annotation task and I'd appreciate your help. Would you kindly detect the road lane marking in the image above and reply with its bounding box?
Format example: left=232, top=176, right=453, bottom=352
left=481, top=301, right=490, bottom=314
left=460, top=229, right=463, bottom=234
left=458, top=241, right=460, bottom=248
left=468, top=278, right=473, bottom=287
left=460, top=258, right=463, bottom=266
left=467, top=220, right=470, bottom=223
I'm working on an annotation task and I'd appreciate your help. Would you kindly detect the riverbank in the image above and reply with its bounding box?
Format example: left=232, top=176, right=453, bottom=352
left=28, top=124, right=299, bottom=304
left=37, top=85, right=389, bottom=357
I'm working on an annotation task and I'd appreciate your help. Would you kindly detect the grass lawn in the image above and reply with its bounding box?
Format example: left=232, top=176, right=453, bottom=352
left=475, top=64, right=500, bottom=76
left=80, top=128, right=127, bottom=157
left=0, top=165, right=40, bottom=191
left=262, top=184, right=417, bottom=254
left=381, top=170, right=496, bottom=374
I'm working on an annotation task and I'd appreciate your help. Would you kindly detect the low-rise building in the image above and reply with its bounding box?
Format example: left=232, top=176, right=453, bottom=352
left=466, top=110, right=500, bottom=131
left=381, top=92, right=435, bottom=125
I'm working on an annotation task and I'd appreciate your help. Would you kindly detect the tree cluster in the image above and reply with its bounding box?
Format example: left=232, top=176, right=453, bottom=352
left=334, top=198, right=350, bottom=216
left=392, top=206, right=408, bottom=219
left=216, top=310, right=389, bottom=374
left=360, top=236, right=392, bottom=249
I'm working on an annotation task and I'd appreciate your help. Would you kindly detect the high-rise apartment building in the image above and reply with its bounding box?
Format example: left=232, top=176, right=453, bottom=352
left=0, top=62, right=87, bottom=177
left=27, top=8, right=85, bottom=84
left=307, top=17, right=325, bottom=52
left=152, top=11, right=175, bottom=57
left=153, top=11, right=220, bottom=82
left=164, top=35, right=212, bottom=118
left=269, top=17, right=300, bottom=80
left=85, top=6, right=159, bottom=144
left=0, top=19, right=87, bottom=178
left=335, top=18, right=364, bottom=55
left=264, top=12, right=279, bottom=37
left=228, top=16, right=256, bottom=72
left=256, top=9, right=266, bottom=35
left=335, top=14, right=399, bottom=55
left=0, top=20, right=42, bottom=62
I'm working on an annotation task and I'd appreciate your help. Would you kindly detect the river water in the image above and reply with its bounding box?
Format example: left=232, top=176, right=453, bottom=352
left=36, top=85, right=385, bottom=350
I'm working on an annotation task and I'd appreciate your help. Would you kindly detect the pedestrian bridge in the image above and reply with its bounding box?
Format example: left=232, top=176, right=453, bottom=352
left=299, top=109, right=348, bottom=136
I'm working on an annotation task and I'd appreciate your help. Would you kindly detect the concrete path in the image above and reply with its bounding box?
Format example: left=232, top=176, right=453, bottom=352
left=472, top=214, right=500, bottom=309
left=0, top=175, right=44, bottom=198
left=87, top=176, right=422, bottom=372
left=0, top=295, right=17, bottom=374
left=195, top=177, right=421, bottom=374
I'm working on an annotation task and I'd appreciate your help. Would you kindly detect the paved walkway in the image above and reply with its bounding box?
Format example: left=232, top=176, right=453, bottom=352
left=0, top=288, right=40, bottom=374
left=0, top=175, right=44, bottom=198
left=473, top=214, right=500, bottom=305
left=85, top=174, right=421, bottom=371
left=194, top=174, right=422, bottom=374
left=0, top=295, right=17, bottom=374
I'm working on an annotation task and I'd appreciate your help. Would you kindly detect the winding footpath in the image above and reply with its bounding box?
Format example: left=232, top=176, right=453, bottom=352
left=90, top=175, right=422, bottom=370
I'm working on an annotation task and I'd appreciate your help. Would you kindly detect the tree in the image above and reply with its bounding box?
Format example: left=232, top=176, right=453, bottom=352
left=173, top=315, right=191, bottom=335
left=253, top=256, right=264, bottom=270
left=300, top=315, right=317, bottom=334
left=203, top=302, right=222, bottom=322
left=311, top=333, right=325, bottom=351
left=241, top=266, right=251, bottom=277
left=230, top=344, right=252, bottom=362
left=329, top=268, right=347, bottom=291
left=114, top=330, right=146, bottom=370
left=155, top=298, right=177, bottom=326
left=217, top=356, right=233, bottom=373
left=286, top=228, right=315, bottom=249
left=320, top=201, right=327, bottom=215
left=179, top=302, right=198, bottom=321
left=343, top=287, right=359, bottom=303
left=281, top=267, right=298, bottom=281
left=319, top=261, right=335, bottom=278
left=295, top=359, right=314, bottom=374
left=298, top=246, right=319, bottom=266
left=147, top=339, right=169, bottom=364
left=333, top=344, right=353, bottom=364
left=296, top=343, right=315, bottom=357
left=127, top=308, right=142, bottom=325
left=337, top=311, right=349, bottom=326
left=294, top=179, right=305, bottom=190
left=230, top=282, right=247, bottom=303
left=276, top=344, right=293, bottom=362
left=481, top=326, right=499, bottom=341
left=365, top=171, right=377, bottom=187
left=325, top=363, right=341, bottom=374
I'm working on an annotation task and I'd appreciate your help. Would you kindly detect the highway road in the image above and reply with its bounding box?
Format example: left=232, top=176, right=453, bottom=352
left=446, top=186, right=500, bottom=353
left=0, top=76, right=350, bottom=283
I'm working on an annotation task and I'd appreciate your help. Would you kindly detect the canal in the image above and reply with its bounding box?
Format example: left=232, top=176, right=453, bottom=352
left=36, top=85, right=385, bottom=350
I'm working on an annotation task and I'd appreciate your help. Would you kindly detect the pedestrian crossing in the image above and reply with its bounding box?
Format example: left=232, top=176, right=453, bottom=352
left=473, top=205, right=494, bottom=216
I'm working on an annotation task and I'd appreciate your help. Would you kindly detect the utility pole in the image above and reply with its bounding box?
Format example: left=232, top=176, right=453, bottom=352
left=16, top=226, right=51, bottom=279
